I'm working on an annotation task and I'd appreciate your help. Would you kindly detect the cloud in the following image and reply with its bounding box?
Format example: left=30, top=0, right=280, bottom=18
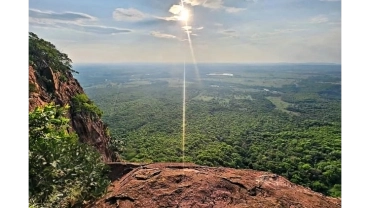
left=150, top=31, right=177, bottom=39
left=113, top=8, right=146, bottom=21
left=184, top=0, right=247, bottom=13
left=319, top=0, right=340, bottom=1
left=183, top=0, right=223, bottom=9
left=182, top=26, right=192, bottom=31
left=272, top=29, right=306, bottom=34
left=32, top=21, right=132, bottom=35
left=224, top=7, right=247, bottom=13
left=219, top=29, right=239, bottom=38
left=181, top=26, right=203, bottom=36
left=183, top=0, right=207, bottom=6
left=329, top=22, right=341, bottom=25
left=281, top=28, right=341, bottom=63
left=182, top=25, right=204, bottom=32
left=154, top=16, right=178, bottom=21
left=71, top=24, right=132, bottom=34
left=29, top=8, right=97, bottom=23
left=154, top=4, right=195, bottom=22
left=249, top=28, right=307, bottom=41
left=155, top=15, right=188, bottom=22
left=310, top=15, right=329, bottom=24
left=113, top=7, right=191, bottom=25
left=29, top=9, right=132, bottom=35
left=222, top=30, right=237, bottom=34
left=112, top=7, right=179, bottom=24
left=167, top=8, right=182, bottom=21
left=169, top=5, right=183, bottom=15
left=203, top=0, right=224, bottom=9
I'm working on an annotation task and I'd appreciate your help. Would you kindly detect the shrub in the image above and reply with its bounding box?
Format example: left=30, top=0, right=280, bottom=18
left=59, top=74, right=68, bottom=83
left=71, top=94, right=103, bottom=118
left=29, top=83, right=38, bottom=93
left=29, top=103, right=109, bottom=207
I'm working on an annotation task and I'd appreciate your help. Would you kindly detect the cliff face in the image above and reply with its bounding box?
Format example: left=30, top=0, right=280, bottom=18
left=88, top=163, right=341, bottom=208
left=29, top=65, right=116, bottom=162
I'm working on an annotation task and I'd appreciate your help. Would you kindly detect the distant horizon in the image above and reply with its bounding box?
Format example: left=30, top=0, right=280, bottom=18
left=72, top=62, right=341, bottom=66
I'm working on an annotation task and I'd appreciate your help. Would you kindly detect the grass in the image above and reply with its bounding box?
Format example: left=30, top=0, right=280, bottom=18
left=246, top=78, right=296, bottom=88
left=234, top=95, right=253, bottom=100
left=193, top=95, right=214, bottom=101
left=124, top=80, right=152, bottom=87
left=232, top=87, right=261, bottom=93
left=202, top=76, right=297, bottom=88
left=154, top=78, right=195, bottom=88
left=266, top=96, right=300, bottom=116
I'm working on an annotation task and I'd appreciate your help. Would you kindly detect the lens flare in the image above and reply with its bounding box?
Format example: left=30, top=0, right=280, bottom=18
left=179, top=0, right=200, bottom=168
left=179, top=8, right=190, bottom=21
left=182, top=60, right=186, bottom=166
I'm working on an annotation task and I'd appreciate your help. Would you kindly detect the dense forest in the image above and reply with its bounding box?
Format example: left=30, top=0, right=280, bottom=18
left=75, top=63, right=341, bottom=197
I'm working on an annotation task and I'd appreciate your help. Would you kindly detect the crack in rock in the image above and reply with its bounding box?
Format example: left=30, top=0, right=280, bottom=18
left=134, top=170, right=161, bottom=180
left=221, top=177, right=248, bottom=190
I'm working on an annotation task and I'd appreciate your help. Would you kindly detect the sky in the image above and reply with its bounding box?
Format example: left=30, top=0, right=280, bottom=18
left=29, top=0, right=341, bottom=64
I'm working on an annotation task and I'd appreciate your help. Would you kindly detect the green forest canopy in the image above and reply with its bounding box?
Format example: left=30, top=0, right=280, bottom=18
left=78, top=64, right=342, bottom=197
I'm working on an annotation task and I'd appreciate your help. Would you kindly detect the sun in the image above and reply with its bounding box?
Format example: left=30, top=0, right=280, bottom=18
left=178, top=8, right=190, bottom=21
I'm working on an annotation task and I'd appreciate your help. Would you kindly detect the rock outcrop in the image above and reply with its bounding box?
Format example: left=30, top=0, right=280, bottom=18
left=29, top=66, right=116, bottom=162
left=88, top=163, right=341, bottom=208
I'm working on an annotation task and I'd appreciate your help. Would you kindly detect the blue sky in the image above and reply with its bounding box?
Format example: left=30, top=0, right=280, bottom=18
left=29, top=0, right=341, bottom=63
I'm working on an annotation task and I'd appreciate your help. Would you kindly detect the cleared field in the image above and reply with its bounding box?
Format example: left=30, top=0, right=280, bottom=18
left=232, top=87, right=261, bottom=93
left=234, top=95, right=253, bottom=100
left=192, top=95, right=214, bottom=101
left=266, top=96, right=300, bottom=116
left=153, top=78, right=195, bottom=88
left=201, top=76, right=296, bottom=88
left=122, top=80, right=152, bottom=87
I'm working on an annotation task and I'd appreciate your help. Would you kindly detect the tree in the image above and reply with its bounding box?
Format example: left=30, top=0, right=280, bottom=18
left=29, top=32, right=78, bottom=74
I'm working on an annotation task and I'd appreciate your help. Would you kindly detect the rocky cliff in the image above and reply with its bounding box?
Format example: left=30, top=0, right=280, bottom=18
left=29, top=65, right=116, bottom=162
left=88, top=163, right=341, bottom=208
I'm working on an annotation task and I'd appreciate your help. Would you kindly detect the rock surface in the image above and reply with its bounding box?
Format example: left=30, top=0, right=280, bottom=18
left=88, top=163, right=341, bottom=208
left=29, top=66, right=116, bottom=161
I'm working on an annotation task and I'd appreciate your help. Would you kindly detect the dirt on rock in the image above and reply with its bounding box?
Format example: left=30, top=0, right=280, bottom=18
left=87, top=163, right=341, bottom=208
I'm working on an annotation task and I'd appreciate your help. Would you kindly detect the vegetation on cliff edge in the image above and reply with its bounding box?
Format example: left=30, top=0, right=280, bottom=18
left=29, top=33, right=110, bottom=207
left=71, top=93, right=103, bottom=119
left=29, top=104, right=109, bottom=207
left=29, top=32, right=78, bottom=75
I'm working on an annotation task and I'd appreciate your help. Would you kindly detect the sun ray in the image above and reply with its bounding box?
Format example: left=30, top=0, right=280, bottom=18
left=179, top=1, right=200, bottom=82
left=179, top=0, right=200, bottom=167
left=182, top=59, right=186, bottom=166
